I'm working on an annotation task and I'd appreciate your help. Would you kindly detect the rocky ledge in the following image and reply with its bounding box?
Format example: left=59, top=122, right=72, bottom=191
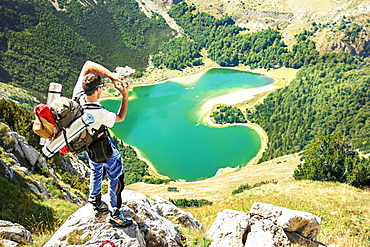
left=38, top=190, right=339, bottom=247
left=208, top=202, right=339, bottom=247
left=43, top=190, right=203, bottom=247
left=0, top=189, right=340, bottom=247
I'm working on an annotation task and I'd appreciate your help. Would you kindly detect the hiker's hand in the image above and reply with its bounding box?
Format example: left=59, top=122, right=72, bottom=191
left=115, top=80, right=130, bottom=96
left=110, top=73, right=124, bottom=84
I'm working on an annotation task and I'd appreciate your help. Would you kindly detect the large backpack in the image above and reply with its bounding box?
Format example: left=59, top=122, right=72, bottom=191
left=50, top=96, right=102, bottom=153
left=33, top=96, right=110, bottom=157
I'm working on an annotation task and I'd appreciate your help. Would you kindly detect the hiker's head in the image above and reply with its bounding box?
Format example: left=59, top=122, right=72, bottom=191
left=83, top=72, right=103, bottom=96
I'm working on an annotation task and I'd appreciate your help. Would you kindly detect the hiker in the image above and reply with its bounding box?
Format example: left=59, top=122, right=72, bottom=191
left=72, top=60, right=133, bottom=227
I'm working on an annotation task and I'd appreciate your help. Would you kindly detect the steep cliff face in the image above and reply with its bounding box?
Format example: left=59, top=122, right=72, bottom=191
left=325, top=38, right=370, bottom=57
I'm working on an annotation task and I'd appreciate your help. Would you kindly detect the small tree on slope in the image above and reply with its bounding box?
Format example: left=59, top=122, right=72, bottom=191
left=293, top=132, right=370, bottom=188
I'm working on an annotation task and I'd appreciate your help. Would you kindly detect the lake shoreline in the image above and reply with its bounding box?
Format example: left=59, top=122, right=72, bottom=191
left=103, top=66, right=297, bottom=180
left=108, top=131, right=171, bottom=180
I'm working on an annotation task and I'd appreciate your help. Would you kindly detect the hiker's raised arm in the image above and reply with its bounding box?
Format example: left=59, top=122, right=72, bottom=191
left=79, top=61, right=123, bottom=83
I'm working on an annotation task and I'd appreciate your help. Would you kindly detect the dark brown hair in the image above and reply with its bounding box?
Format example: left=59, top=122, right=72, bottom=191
left=82, top=72, right=103, bottom=96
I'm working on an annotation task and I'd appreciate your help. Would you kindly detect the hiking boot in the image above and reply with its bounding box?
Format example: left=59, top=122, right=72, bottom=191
left=93, top=201, right=110, bottom=216
left=88, top=193, right=109, bottom=216
left=109, top=211, right=133, bottom=227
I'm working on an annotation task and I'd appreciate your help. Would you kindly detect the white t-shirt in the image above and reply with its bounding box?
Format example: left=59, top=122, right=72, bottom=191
left=73, top=76, right=116, bottom=135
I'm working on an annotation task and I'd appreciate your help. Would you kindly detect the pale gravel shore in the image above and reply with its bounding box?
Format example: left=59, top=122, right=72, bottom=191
left=197, top=84, right=278, bottom=126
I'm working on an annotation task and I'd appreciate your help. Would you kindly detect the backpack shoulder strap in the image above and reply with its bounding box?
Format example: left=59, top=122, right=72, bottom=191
left=73, top=91, right=84, bottom=103
left=83, top=103, right=103, bottom=110
left=91, top=124, right=110, bottom=140
left=73, top=91, right=104, bottom=110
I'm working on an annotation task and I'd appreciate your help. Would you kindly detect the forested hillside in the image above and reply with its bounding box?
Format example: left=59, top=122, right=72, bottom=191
left=154, top=2, right=357, bottom=70
left=0, top=0, right=173, bottom=98
left=249, top=60, right=370, bottom=161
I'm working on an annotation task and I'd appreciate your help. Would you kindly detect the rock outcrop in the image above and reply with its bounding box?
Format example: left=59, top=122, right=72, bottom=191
left=0, top=220, right=33, bottom=247
left=1, top=123, right=89, bottom=182
left=207, top=209, right=250, bottom=247
left=207, top=202, right=337, bottom=247
left=0, top=123, right=90, bottom=206
left=60, top=153, right=90, bottom=179
left=325, top=39, right=370, bottom=58
left=44, top=190, right=203, bottom=247
left=9, top=128, right=50, bottom=172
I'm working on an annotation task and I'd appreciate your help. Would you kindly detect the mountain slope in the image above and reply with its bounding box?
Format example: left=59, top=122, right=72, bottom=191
left=0, top=0, right=174, bottom=98
left=0, top=1, right=369, bottom=246
left=154, top=0, right=370, bottom=56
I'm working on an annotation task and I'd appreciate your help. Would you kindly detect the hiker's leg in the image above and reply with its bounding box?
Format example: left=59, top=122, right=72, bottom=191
left=105, top=144, right=123, bottom=213
left=88, top=158, right=104, bottom=205
left=116, top=172, right=125, bottom=209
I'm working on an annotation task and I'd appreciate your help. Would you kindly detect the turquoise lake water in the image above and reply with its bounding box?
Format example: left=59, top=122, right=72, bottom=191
left=102, top=68, right=274, bottom=181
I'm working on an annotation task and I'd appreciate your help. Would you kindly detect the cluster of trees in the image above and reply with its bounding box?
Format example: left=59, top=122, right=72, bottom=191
left=339, top=20, right=366, bottom=43
left=1, top=0, right=101, bottom=98
left=0, top=124, right=15, bottom=151
left=247, top=57, right=369, bottom=161
left=168, top=198, right=213, bottom=208
left=152, top=37, right=203, bottom=70
left=0, top=0, right=173, bottom=98
left=294, top=133, right=370, bottom=188
left=208, top=29, right=289, bottom=68
left=211, top=105, right=246, bottom=124
left=60, top=172, right=89, bottom=195
left=169, top=4, right=242, bottom=49
left=106, top=0, right=170, bottom=49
